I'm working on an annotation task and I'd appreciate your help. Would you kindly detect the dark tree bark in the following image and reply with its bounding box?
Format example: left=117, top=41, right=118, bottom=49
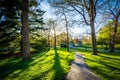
left=66, top=24, right=70, bottom=52
left=90, top=21, right=97, bottom=55
left=108, top=1, right=120, bottom=52
left=62, top=8, right=70, bottom=52
left=89, top=0, right=97, bottom=55
left=21, top=0, right=31, bottom=61
left=53, top=23, right=57, bottom=53
left=110, top=19, right=119, bottom=52
left=47, top=20, right=57, bottom=53
left=20, top=28, right=23, bottom=54
left=48, top=30, right=51, bottom=50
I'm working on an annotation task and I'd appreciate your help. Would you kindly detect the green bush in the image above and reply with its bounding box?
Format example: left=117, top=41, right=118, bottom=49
left=31, top=37, right=49, bottom=51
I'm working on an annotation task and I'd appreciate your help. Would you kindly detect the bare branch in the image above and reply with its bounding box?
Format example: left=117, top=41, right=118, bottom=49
left=68, top=2, right=90, bottom=25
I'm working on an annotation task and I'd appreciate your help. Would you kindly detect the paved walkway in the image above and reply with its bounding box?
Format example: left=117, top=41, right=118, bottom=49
left=67, top=52, right=100, bottom=80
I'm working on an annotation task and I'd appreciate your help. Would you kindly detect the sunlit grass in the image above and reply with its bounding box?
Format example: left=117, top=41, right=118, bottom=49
left=0, top=49, right=74, bottom=80
left=75, top=48, right=120, bottom=80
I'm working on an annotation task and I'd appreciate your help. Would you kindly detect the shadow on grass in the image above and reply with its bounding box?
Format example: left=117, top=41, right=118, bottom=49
left=53, top=51, right=65, bottom=80
left=89, top=66, right=114, bottom=80
left=98, top=54, right=120, bottom=60
left=0, top=48, right=72, bottom=80
left=73, top=47, right=120, bottom=79
left=31, top=49, right=65, bottom=80
left=85, top=54, right=120, bottom=80
left=0, top=59, right=30, bottom=79
left=89, top=64, right=120, bottom=80
left=0, top=51, right=48, bottom=80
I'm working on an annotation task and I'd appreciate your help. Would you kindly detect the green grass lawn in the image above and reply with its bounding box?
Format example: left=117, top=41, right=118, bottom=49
left=75, top=48, right=120, bottom=80
left=1, top=47, right=120, bottom=80
left=79, top=44, right=120, bottom=50
left=0, top=49, right=74, bottom=80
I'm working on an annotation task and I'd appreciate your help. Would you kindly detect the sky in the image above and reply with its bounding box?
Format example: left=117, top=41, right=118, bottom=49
left=40, top=1, right=103, bottom=38
left=40, top=1, right=56, bottom=19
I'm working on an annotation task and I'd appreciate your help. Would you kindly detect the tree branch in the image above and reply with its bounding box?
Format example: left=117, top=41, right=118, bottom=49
left=68, top=2, right=90, bottom=25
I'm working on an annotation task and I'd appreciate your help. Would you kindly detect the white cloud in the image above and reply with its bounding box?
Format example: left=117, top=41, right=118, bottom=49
left=40, top=1, right=56, bottom=20
left=40, top=1, right=50, bottom=11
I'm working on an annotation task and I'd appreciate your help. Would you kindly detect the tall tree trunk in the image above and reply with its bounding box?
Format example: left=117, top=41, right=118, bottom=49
left=90, top=22, right=97, bottom=55
left=21, top=0, right=31, bottom=61
left=65, top=18, right=69, bottom=52
left=20, top=14, right=23, bottom=54
left=109, top=0, right=120, bottom=52
left=110, top=8, right=120, bottom=52
left=66, top=26, right=69, bottom=52
left=62, top=8, right=69, bottom=52
left=54, top=31, right=57, bottom=53
left=110, top=19, right=118, bottom=52
left=53, top=22, right=57, bottom=53
left=89, top=0, right=97, bottom=55
left=20, top=28, right=23, bottom=54
left=48, top=31, right=50, bottom=50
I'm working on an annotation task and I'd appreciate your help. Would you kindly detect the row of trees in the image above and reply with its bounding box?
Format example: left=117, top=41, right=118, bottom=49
left=0, top=0, right=72, bottom=60
left=0, top=0, right=120, bottom=60
left=48, top=0, right=120, bottom=55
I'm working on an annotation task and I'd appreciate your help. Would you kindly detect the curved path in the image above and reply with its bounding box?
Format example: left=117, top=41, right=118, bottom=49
left=67, top=52, right=100, bottom=80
